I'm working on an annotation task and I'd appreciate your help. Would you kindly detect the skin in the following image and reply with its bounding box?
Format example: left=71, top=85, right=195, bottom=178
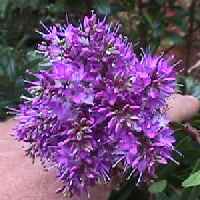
left=0, top=94, right=199, bottom=200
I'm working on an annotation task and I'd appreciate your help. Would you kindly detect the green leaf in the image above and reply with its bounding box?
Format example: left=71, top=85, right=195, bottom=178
left=182, top=170, right=200, bottom=188
left=0, top=0, right=9, bottom=18
left=149, top=180, right=167, bottom=194
left=184, top=77, right=200, bottom=99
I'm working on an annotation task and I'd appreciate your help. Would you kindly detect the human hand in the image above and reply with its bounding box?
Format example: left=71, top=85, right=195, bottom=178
left=166, top=94, right=200, bottom=122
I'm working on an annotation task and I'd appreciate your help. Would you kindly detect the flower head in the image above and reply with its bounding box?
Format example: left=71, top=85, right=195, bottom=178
left=14, top=12, right=177, bottom=198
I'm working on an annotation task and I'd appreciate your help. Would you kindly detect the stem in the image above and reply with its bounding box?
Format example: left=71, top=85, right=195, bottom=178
left=184, top=0, right=196, bottom=75
left=149, top=193, right=155, bottom=200
left=183, top=123, right=200, bottom=144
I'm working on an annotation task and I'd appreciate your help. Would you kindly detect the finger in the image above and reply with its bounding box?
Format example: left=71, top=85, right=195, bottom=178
left=166, top=94, right=200, bottom=122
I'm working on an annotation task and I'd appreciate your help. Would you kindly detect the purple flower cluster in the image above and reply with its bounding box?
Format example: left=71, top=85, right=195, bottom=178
left=15, top=13, right=177, bottom=197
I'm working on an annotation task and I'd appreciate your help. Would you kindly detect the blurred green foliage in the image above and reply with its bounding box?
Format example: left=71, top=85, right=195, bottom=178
left=0, top=0, right=200, bottom=199
left=178, top=76, right=200, bottom=99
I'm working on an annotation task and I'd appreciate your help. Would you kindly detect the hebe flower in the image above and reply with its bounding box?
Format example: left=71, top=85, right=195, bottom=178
left=14, top=12, right=177, bottom=197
